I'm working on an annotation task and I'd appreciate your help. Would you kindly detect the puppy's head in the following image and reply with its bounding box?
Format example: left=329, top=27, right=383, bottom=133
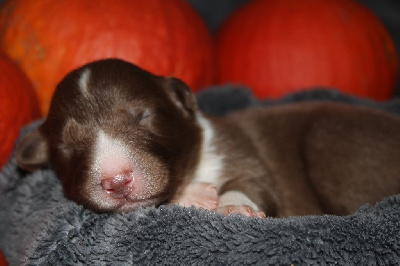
left=16, top=59, right=201, bottom=212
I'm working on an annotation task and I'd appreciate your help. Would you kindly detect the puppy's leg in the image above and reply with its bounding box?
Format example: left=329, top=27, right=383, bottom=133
left=170, top=182, right=218, bottom=210
left=213, top=172, right=279, bottom=218
left=215, top=191, right=266, bottom=218
left=171, top=184, right=265, bottom=217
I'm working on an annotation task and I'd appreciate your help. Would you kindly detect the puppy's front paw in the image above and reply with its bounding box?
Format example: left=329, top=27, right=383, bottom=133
left=214, top=204, right=266, bottom=218
left=170, top=182, right=218, bottom=210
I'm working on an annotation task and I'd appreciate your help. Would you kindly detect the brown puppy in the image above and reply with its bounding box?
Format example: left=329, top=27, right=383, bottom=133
left=16, top=59, right=400, bottom=217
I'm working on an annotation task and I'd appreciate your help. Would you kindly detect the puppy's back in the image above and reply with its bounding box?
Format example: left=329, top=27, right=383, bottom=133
left=227, top=102, right=400, bottom=216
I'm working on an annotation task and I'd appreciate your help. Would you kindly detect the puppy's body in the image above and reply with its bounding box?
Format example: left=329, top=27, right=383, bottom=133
left=16, top=59, right=400, bottom=217
left=214, top=103, right=400, bottom=216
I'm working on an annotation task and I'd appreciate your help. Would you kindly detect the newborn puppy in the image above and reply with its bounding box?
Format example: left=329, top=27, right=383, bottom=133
left=16, top=59, right=400, bottom=217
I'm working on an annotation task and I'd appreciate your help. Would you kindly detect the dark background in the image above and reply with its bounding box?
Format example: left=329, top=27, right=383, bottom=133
left=0, top=0, right=399, bottom=96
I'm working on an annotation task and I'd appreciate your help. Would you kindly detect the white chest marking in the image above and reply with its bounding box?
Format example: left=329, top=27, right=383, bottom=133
left=192, top=114, right=224, bottom=188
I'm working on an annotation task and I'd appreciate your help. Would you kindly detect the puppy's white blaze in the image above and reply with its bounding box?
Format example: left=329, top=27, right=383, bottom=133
left=78, top=68, right=91, bottom=97
left=192, top=114, right=224, bottom=187
left=93, top=130, right=132, bottom=178
left=218, top=191, right=260, bottom=211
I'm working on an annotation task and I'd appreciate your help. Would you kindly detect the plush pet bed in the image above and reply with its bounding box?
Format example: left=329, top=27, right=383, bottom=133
left=1, top=87, right=400, bottom=265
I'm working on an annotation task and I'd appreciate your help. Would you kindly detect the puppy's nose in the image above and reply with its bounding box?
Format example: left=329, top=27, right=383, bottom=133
left=101, top=170, right=134, bottom=199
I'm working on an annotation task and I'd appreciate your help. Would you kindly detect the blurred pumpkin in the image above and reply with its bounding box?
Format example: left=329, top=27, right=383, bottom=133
left=216, top=0, right=398, bottom=100
left=0, top=0, right=215, bottom=115
left=0, top=51, right=39, bottom=169
left=0, top=248, right=7, bottom=266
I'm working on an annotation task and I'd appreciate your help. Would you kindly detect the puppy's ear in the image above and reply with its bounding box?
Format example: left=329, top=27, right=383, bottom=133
left=16, top=127, right=49, bottom=171
left=163, top=77, right=198, bottom=119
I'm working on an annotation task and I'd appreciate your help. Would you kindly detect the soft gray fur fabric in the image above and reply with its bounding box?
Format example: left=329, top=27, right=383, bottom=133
left=1, top=87, right=400, bottom=265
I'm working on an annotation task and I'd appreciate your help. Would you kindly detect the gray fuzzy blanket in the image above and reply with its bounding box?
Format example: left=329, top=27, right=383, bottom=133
left=1, top=87, right=400, bottom=265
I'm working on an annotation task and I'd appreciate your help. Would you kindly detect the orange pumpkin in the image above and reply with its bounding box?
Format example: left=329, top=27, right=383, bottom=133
left=0, top=52, right=40, bottom=169
left=0, top=248, right=7, bottom=266
left=216, top=0, right=398, bottom=100
left=0, top=0, right=215, bottom=115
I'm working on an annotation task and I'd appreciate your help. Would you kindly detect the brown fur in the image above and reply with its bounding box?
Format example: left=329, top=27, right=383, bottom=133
left=217, top=103, right=400, bottom=216
left=16, top=59, right=202, bottom=212
left=16, top=59, right=400, bottom=216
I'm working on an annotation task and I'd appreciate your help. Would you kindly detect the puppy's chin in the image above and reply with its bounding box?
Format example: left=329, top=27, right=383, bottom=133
left=79, top=194, right=166, bottom=213
left=114, top=198, right=162, bottom=213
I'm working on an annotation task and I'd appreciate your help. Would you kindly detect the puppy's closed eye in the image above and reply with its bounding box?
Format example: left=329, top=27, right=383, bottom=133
left=139, top=108, right=152, bottom=125
left=127, top=107, right=153, bottom=126
left=60, top=119, right=92, bottom=155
